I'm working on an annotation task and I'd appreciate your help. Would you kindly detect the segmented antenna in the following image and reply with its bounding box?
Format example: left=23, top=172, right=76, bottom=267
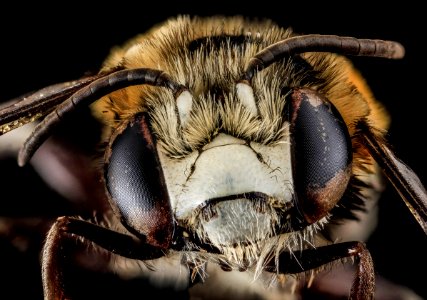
left=244, top=34, right=405, bottom=80
left=18, top=68, right=184, bottom=166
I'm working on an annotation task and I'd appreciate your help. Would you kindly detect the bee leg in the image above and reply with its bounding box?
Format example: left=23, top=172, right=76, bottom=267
left=42, top=216, right=165, bottom=300
left=357, top=121, right=427, bottom=234
left=267, top=241, right=374, bottom=300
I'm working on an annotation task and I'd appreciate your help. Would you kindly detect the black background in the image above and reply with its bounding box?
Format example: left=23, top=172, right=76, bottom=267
left=0, top=2, right=426, bottom=299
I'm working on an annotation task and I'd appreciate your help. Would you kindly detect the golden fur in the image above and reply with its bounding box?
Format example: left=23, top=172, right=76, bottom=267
left=92, top=15, right=388, bottom=149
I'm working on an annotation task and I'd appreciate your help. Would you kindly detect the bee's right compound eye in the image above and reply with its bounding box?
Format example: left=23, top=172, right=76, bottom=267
left=104, top=113, right=173, bottom=249
left=289, top=88, right=353, bottom=226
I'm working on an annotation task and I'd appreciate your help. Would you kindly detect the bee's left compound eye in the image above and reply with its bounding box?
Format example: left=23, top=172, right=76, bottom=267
left=104, top=113, right=173, bottom=249
left=290, top=88, right=353, bottom=226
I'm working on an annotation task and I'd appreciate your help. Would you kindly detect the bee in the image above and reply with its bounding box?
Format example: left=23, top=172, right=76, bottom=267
left=0, top=15, right=426, bottom=300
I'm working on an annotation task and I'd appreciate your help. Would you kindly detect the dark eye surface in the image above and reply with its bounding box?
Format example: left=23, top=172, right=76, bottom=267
left=105, top=113, right=173, bottom=248
left=290, top=88, right=352, bottom=224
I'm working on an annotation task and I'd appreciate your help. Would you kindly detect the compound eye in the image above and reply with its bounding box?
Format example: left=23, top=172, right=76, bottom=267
left=290, top=88, right=352, bottom=225
left=105, top=113, right=173, bottom=249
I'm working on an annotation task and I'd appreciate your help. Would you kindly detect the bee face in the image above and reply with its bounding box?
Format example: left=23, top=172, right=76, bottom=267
left=98, top=16, right=386, bottom=269
left=1, top=14, right=425, bottom=300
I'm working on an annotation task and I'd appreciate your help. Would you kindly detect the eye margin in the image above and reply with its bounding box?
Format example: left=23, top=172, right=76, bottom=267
left=289, top=88, right=353, bottom=227
left=104, top=112, right=174, bottom=249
